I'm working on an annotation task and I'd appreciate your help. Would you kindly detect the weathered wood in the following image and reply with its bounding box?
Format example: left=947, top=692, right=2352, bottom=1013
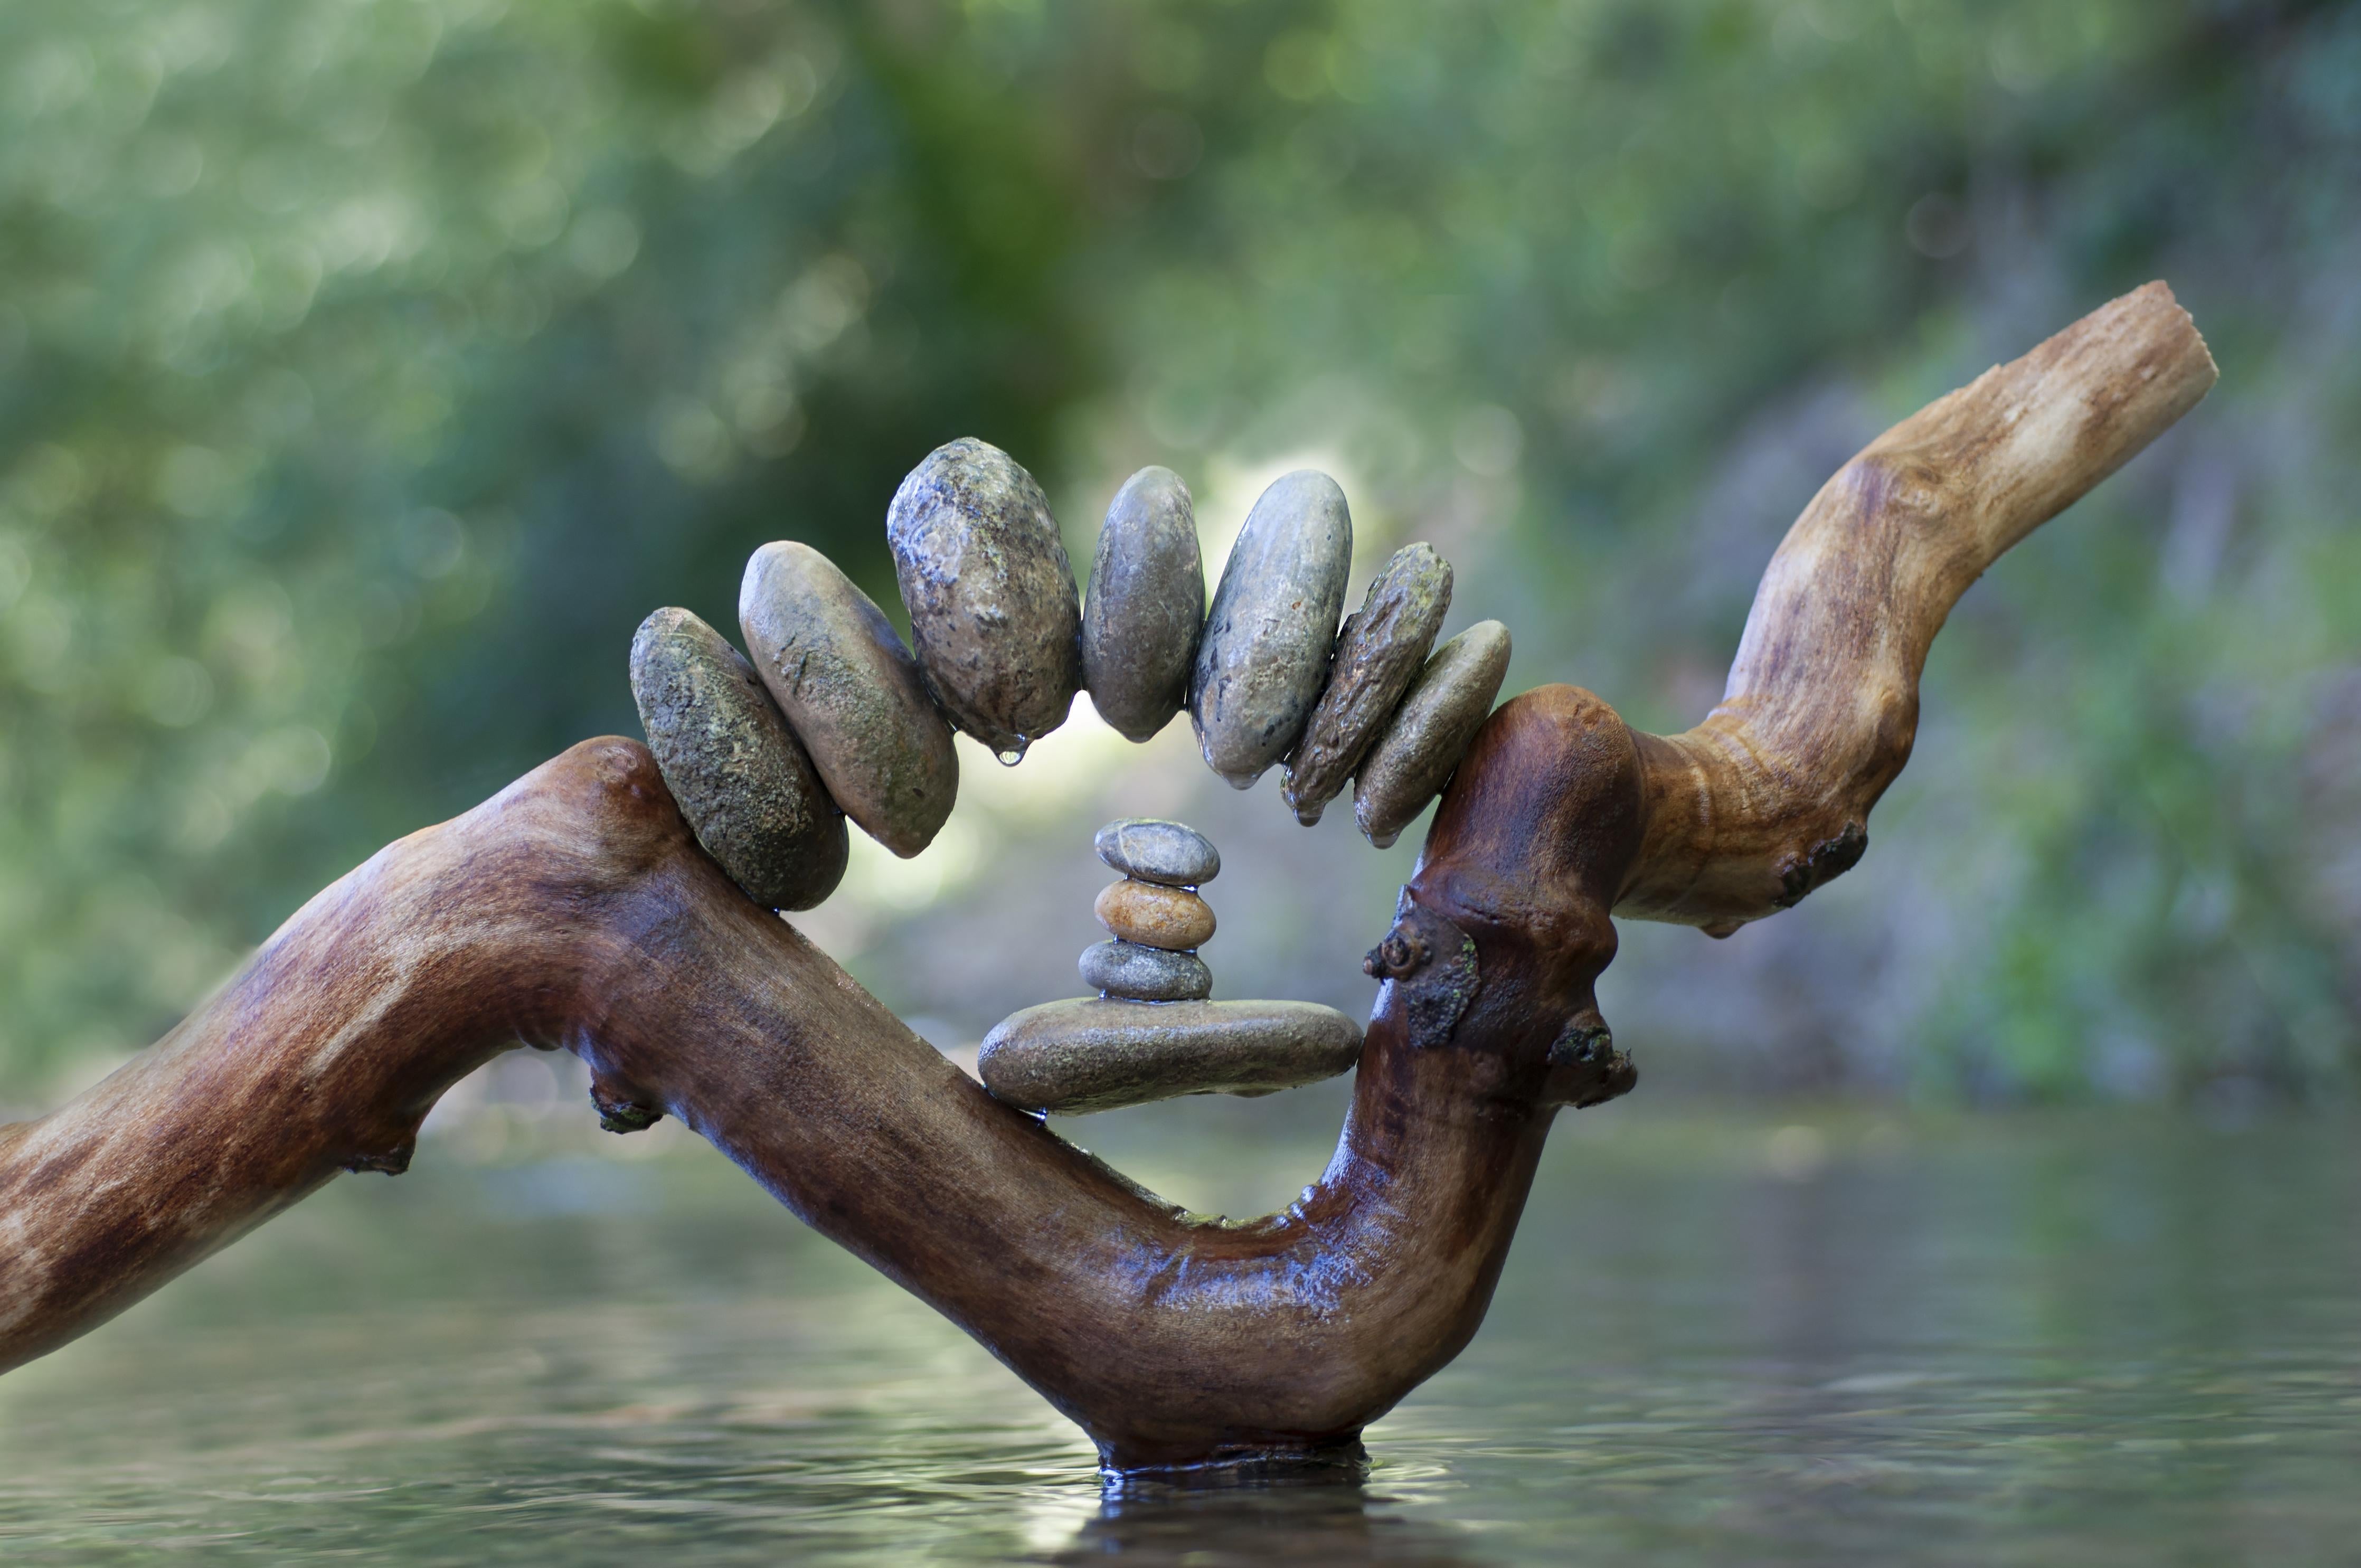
left=1616, top=282, right=2216, bottom=932
left=0, top=734, right=1623, bottom=1472
left=0, top=284, right=2214, bottom=1476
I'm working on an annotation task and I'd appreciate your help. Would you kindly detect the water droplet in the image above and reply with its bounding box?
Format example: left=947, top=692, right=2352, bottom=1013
left=995, top=739, right=1028, bottom=766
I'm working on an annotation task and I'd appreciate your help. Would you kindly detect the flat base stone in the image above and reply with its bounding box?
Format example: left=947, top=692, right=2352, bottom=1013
left=979, top=998, right=1364, bottom=1116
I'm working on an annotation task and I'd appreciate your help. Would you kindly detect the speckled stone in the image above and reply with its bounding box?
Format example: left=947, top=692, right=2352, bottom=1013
left=1189, top=470, right=1353, bottom=789
left=886, top=438, right=1082, bottom=759
left=1282, top=543, right=1453, bottom=826
left=979, top=998, right=1363, bottom=1114
left=739, top=541, right=959, bottom=859
left=1080, top=939, right=1212, bottom=1001
left=1353, top=619, right=1513, bottom=849
left=629, top=608, right=849, bottom=911
left=1093, top=880, right=1215, bottom=951
left=1081, top=466, right=1204, bottom=743
left=1093, top=818, right=1219, bottom=887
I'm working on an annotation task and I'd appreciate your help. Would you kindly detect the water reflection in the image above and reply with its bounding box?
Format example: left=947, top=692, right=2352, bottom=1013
left=1057, top=1481, right=1481, bottom=1565
left=0, top=1110, right=2355, bottom=1565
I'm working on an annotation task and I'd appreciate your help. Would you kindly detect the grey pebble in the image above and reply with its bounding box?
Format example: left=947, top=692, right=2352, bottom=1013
left=1353, top=620, right=1513, bottom=849
left=886, top=438, right=1081, bottom=760
left=1093, top=817, right=1219, bottom=887
left=1189, top=470, right=1353, bottom=789
left=1282, top=543, right=1453, bottom=826
left=1079, top=940, right=1213, bottom=1002
left=1081, top=466, right=1204, bottom=743
left=978, top=998, right=1363, bottom=1115
left=739, top=541, right=959, bottom=859
left=629, top=608, right=849, bottom=911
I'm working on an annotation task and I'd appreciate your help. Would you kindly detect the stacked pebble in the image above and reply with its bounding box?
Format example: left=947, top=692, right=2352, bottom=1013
left=630, top=438, right=1511, bottom=930
left=975, top=818, right=1364, bottom=1115
left=1081, top=819, right=1221, bottom=1003
left=627, top=436, right=1499, bottom=1118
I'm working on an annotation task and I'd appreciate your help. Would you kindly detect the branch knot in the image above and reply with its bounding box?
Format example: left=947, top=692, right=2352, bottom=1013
left=1365, top=902, right=1479, bottom=1050
left=590, top=1081, right=664, bottom=1134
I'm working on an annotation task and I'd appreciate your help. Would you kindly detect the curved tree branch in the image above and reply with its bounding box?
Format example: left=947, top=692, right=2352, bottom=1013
left=0, top=735, right=1627, bottom=1472
left=0, top=283, right=2214, bottom=1476
left=1616, top=281, right=2218, bottom=932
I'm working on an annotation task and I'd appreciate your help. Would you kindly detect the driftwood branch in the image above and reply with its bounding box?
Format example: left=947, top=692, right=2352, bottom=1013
left=1617, top=281, right=2217, bottom=932
left=0, top=284, right=2214, bottom=1476
left=0, top=736, right=1622, bottom=1472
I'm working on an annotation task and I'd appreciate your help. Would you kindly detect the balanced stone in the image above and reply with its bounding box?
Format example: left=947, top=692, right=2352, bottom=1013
left=739, top=541, right=959, bottom=858
left=1281, top=543, right=1453, bottom=826
left=886, top=438, right=1083, bottom=759
left=629, top=607, right=849, bottom=911
left=1081, top=466, right=1204, bottom=743
left=1189, top=470, right=1353, bottom=789
left=1354, top=619, right=1513, bottom=849
left=1080, top=939, right=1212, bottom=1002
left=979, top=998, right=1363, bottom=1114
left=1093, top=817, right=1219, bottom=887
left=1094, top=880, right=1215, bottom=951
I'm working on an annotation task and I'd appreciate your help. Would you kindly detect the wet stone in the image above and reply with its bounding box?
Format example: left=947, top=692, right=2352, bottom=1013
left=1282, top=543, right=1453, bottom=826
left=739, top=541, right=959, bottom=858
left=1190, top=470, right=1354, bottom=789
left=629, top=608, right=849, bottom=911
left=1094, top=880, right=1215, bottom=951
left=1079, top=940, right=1212, bottom=1002
left=979, top=998, right=1363, bottom=1114
left=886, top=438, right=1083, bottom=759
left=1354, top=619, right=1513, bottom=849
left=1082, top=466, right=1204, bottom=744
left=1094, top=818, right=1219, bottom=887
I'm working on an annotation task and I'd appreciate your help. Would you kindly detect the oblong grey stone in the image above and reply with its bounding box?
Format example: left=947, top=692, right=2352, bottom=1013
left=1189, top=470, right=1353, bottom=789
left=1282, top=543, right=1453, bottom=826
left=1354, top=619, right=1512, bottom=849
left=1079, top=940, right=1212, bottom=1002
left=629, top=608, right=849, bottom=911
left=886, top=438, right=1081, bottom=759
left=979, top=998, right=1363, bottom=1114
left=1093, top=817, right=1219, bottom=887
left=1082, top=466, right=1204, bottom=743
left=739, top=541, right=959, bottom=859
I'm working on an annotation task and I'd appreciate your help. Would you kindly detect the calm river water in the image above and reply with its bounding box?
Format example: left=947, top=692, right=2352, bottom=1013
left=2, top=1094, right=2355, bottom=1565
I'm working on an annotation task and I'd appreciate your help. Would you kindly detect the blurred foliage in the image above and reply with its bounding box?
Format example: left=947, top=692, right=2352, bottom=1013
left=1, top=0, right=2355, bottom=1103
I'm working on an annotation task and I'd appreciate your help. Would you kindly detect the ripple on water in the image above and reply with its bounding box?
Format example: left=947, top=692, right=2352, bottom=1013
left=0, top=1114, right=2356, bottom=1565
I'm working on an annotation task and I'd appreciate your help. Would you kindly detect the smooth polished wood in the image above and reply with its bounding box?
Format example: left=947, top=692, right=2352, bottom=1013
left=0, top=284, right=2214, bottom=1475
left=0, top=735, right=1622, bottom=1472
left=1618, top=282, right=2216, bottom=933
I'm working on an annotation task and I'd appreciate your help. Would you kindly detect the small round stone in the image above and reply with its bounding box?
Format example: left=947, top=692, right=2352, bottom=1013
left=1093, top=880, right=1215, bottom=951
left=1079, top=940, right=1212, bottom=1002
left=979, top=998, right=1364, bottom=1114
left=629, top=608, right=848, bottom=911
left=886, top=438, right=1082, bottom=759
left=1082, top=466, right=1204, bottom=743
left=1282, top=542, right=1453, bottom=826
left=1190, top=470, right=1354, bottom=788
left=739, top=541, right=959, bottom=858
left=1354, top=620, right=1513, bottom=849
left=1093, top=818, right=1219, bottom=887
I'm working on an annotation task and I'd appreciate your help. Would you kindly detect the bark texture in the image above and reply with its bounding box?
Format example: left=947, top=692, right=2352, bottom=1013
left=0, top=284, right=2215, bottom=1476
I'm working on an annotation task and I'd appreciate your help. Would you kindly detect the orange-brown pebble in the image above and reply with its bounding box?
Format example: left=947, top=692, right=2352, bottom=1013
left=1094, top=879, right=1215, bottom=951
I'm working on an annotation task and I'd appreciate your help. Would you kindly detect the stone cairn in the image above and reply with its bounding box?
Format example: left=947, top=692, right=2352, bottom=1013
left=629, top=438, right=1512, bottom=1115
left=975, top=819, right=1362, bottom=1114
left=1084, top=818, right=1222, bottom=1004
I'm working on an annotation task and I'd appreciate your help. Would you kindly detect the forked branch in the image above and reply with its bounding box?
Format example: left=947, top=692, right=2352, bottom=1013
left=0, top=284, right=2215, bottom=1476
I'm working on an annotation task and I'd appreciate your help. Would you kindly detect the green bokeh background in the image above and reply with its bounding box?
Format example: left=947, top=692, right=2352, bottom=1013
left=3, top=0, right=2356, bottom=1105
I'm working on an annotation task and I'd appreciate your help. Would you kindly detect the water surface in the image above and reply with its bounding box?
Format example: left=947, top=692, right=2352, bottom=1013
left=2, top=1101, right=2354, bottom=1564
